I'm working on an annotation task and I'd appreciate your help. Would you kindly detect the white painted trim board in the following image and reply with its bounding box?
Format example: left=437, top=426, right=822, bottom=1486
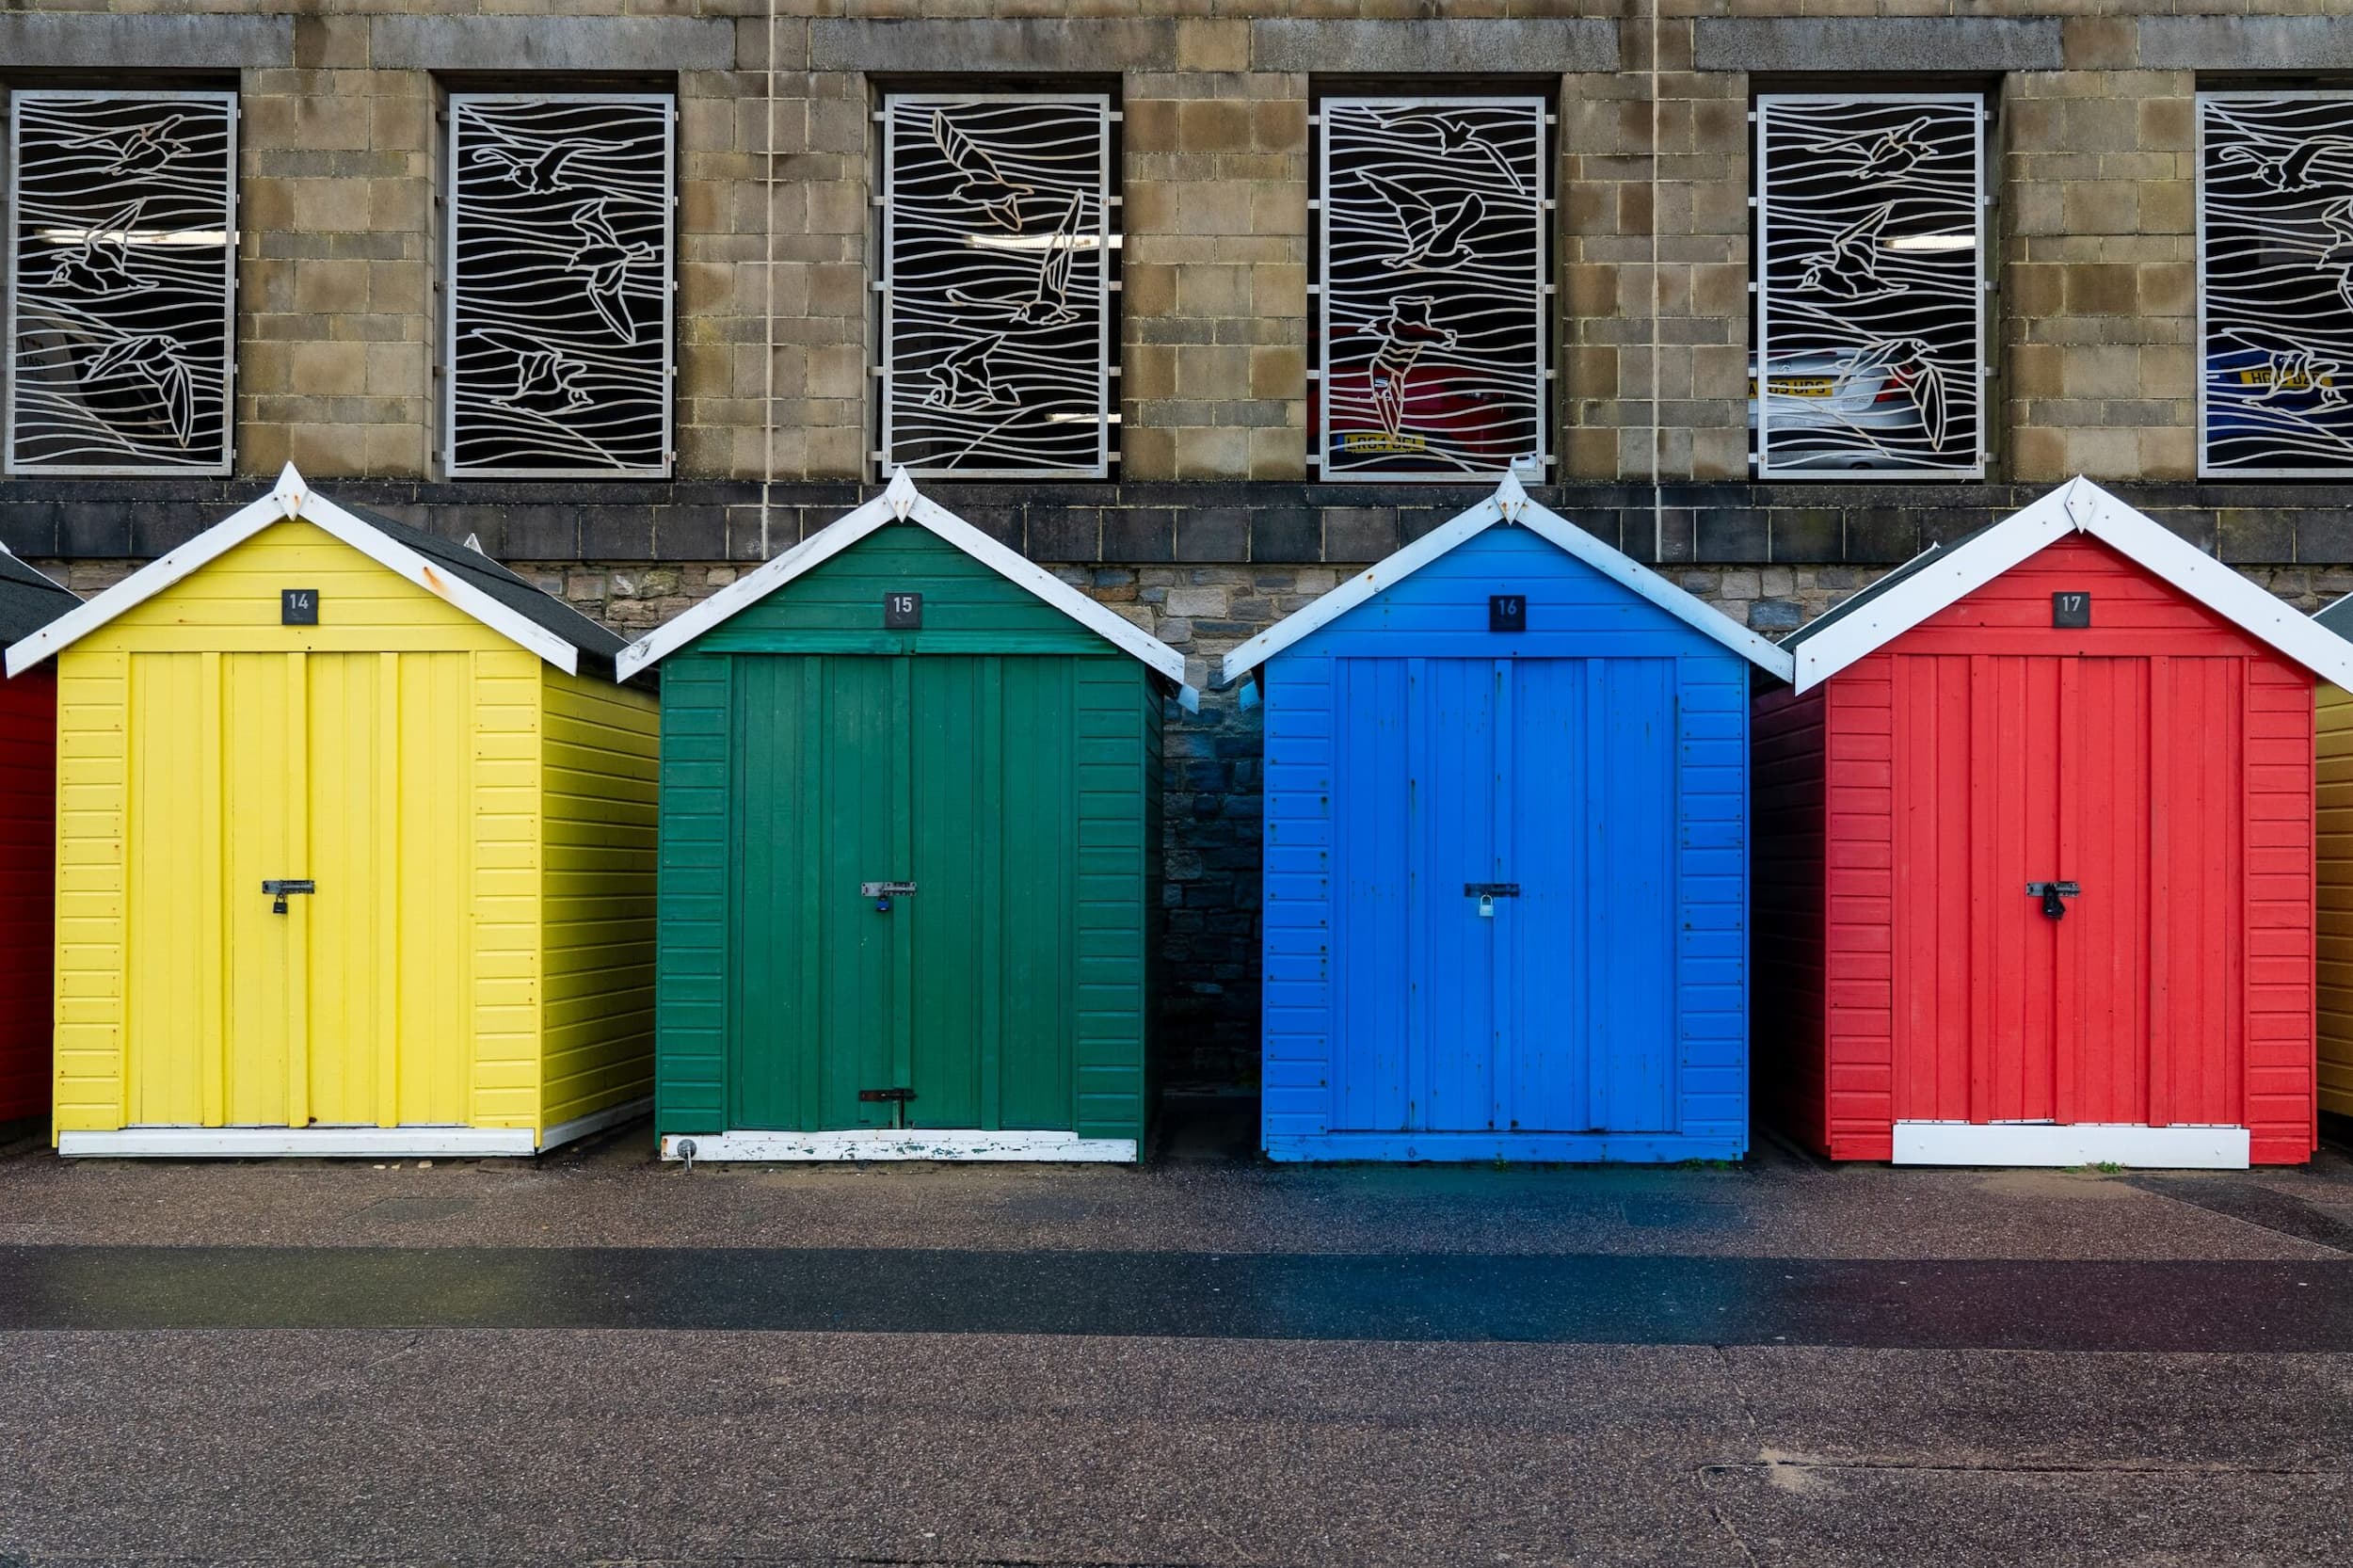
left=1892, top=1121, right=2251, bottom=1170
left=6, top=463, right=582, bottom=677
left=1219, top=472, right=1794, bottom=685
left=660, top=1128, right=1139, bottom=1163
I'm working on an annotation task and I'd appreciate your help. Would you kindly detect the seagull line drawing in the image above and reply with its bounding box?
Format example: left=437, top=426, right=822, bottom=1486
left=1843, top=337, right=1949, bottom=453
left=468, top=135, right=587, bottom=195
left=1803, top=114, right=1935, bottom=182
left=1378, top=110, right=1527, bottom=196
left=2221, top=324, right=2350, bottom=410
left=471, top=328, right=592, bottom=410
left=57, top=112, right=187, bottom=178
left=565, top=199, right=657, bottom=344
left=82, top=334, right=196, bottom=448
left=922, top=333, right=1008, bottom=412
left=1795, top=203, right=1903, bottom=300
left=1363, top=173, right=1485, bottom=271
left=1364, top=295, right=1457, bottom=438
left=948, top=192, right=1085, bottom=326
left=40, top=199, right=151, bottom=299
left=2320, top=197, right=2353, bottom=315
left=932, top=111, right=1032, bottom=232
left=2217, top=136, right=2353, bottom=194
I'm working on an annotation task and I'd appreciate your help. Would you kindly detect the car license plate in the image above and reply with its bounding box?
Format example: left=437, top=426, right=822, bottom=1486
left=1337, top=432, right=1426, bottom=454
left=1766, top=376, right=1837, bottom=397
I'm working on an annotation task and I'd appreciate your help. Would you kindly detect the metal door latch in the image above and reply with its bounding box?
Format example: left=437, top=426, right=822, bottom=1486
left=262, top=878, right=315, bottom=915
left=857, top=1087, right=916, bottom=1103
left=860, top=880, right=917, bottom=912
left=1465, top=882, right=1520, bottom=920
left=2026, top=881, right=2080, bottom=920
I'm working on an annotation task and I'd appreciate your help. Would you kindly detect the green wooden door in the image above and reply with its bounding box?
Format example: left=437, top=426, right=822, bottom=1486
left=729, top=653, right=1087, bottom=1133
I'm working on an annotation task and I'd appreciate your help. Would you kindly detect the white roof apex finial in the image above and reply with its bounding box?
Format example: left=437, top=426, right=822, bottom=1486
left=885, top=466, right=920, bottom=522
left=272, top=461, right=308, bottom=520
left=2060, top=473, right=2102, bottom=533
left=1494, top=470, right=1529, bottom=521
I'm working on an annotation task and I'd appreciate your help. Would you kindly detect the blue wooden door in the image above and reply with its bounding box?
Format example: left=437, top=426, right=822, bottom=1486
left=1332, top=657, right=1678, bottom=1134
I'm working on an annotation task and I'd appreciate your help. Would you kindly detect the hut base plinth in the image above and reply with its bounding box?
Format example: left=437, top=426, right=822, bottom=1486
left=56, top=1097, right=648, bottom=1160
left=1893, top=1121, right=2251, bottom=1170
left=659, top=1129, right=1138, bottom=1163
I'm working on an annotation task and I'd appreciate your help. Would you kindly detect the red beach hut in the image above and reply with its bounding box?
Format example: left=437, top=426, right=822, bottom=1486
left=0, top=549, right=78, bottom=1124
left=1754, top=478, right=2353, bottom=1168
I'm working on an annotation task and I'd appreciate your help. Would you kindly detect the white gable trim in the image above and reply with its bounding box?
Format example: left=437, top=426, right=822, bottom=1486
left=4, top=464, right=581, bottom=678
left=1219, top=474, right=1794, bottom=686
left=616, top=470, right=1193, bottom=694
left=1787, top=475, right=2353, bottom=694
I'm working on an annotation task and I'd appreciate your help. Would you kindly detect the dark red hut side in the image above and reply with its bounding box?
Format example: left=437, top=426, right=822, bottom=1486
left=0, top=552, right=79, bottom=1124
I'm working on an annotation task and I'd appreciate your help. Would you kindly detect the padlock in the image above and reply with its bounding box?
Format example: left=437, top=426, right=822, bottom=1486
left=1478, top=893, right=1496, bottom=919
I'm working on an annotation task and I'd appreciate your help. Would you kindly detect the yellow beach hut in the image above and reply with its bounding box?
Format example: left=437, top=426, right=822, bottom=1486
left=7, top=466, right=657, bottom=1157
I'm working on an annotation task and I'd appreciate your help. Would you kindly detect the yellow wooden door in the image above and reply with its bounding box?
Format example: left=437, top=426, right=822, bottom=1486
left=124, top=650, right=470, bottom=1128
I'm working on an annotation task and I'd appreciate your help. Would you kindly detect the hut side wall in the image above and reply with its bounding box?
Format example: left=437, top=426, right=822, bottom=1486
left=539, top=668, right=661, bottom=1134
left=1818, top=535, right=2317, bottom=1163
left=0, top=669, right=56, bottom=1123
left=652, top=648, right=729, bottom=1135
left=1751, top=680, right=1828, bottom=1158
left=1259, top=526, right=1753, bottom=1160
left=2321, top=684, right=2353, bottom=1122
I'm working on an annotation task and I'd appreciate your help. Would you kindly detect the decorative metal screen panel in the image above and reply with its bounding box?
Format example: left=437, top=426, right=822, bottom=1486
left=1754, top=95, right=1984, bottom=479
left=446, top=94, right=673, bottom=478
left=1317, top=97, right=1548, bottom=482
left=880, top=94, right=1112, bottom=480
left=2198, top=93, right=2353, bottom=478
left=8, top=90, right=236, bottom=475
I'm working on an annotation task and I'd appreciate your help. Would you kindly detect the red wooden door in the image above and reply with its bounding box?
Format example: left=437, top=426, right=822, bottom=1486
left=1892, top=654, right=2241, bottom=1129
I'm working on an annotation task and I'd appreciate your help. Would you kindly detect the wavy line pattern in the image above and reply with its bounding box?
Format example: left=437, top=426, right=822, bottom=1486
left=9, top=92, right=234, bottom=474
left=883, top=96, right=1111, bottom=478
left=1320, top=98, right=1546, bottom=481
left=2200, top=94, right=2353, bottom=477
left=1756, top=96, right=1981, bottom=478
left=448, top=96, right=671, bottom=477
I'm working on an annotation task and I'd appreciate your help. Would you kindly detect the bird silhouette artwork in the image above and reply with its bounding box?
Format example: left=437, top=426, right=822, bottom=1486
left=2316, top=196, right=2353, bottom=317
left=58, top=113, right=187, bottom=179
left=472, top=329, right=593, bottom=410
left=1364, top=174, right=1485, bottom=272
left=947, top=193, right=1086, bottom=327
left=82, top=334, right=196, bottom=448
left=565, top=200, right=657, bottom=344
left=1379, top=110, right=1527, bottom=196
left=468, top=135, right=585, bottom=196
left=922, top=334, right=1009, bottom=412
left=1364, top=296, right=1457, bottom=438
left=1805, top=115, right=1935, bottom=183
left=1796, top=204, right=1901, bottom=300
left=1845, top=337, right=1949, bottom=453
left=40, top=200, right=151, bottom=300
left=2217, top=136, right=2353, bottom=195
left=2223, top=325, right=2350, bottom=409
left=933, top=111, right=1032, bottom=232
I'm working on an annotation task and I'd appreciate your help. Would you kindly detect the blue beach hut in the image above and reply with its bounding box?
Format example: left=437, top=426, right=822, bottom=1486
left=1223, top=475, right=1793, bottom=1161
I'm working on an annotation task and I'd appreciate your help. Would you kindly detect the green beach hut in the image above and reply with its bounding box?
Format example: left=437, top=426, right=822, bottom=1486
left=620, top=472, right=1191, bottom=1161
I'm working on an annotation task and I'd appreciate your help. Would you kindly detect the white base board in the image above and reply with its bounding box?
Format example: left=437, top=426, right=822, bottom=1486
left=58, top=1097, right=651, bottom=1160
left=1893, top=1120, right=2250, bottom=1169
left=660, top=1128, right=1139, bottom=1163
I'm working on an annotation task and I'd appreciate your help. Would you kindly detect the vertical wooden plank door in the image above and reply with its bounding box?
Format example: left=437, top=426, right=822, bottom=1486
left=1330, top=656, right=1679, bottom=1136
left=728, top=654, right=1086, bottom=1134
left=123, top=651, right=465, bottom=1128
left=1893, top=653, right=2238, bottom=1129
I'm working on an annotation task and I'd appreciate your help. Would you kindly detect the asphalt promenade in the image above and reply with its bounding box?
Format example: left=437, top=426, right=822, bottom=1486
left=3, top=1099, right=2351, bottom=1566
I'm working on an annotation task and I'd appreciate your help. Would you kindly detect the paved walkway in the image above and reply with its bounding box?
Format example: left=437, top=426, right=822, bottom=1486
left=4, top=1101, right=2351, bottom=1566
